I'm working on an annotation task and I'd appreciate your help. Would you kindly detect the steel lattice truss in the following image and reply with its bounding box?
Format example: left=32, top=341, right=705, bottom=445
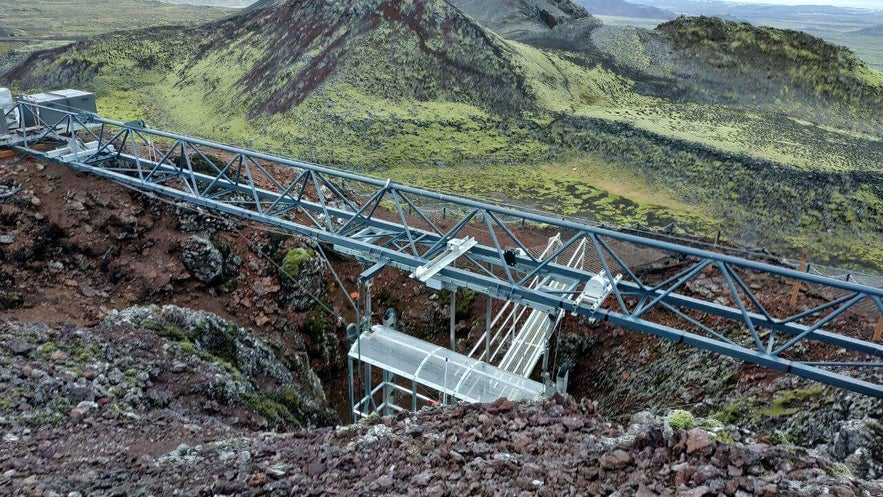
left=5, top=103, right=883, bottom=398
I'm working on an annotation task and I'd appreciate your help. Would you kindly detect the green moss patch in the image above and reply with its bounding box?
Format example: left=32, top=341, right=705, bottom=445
left=280, top=247, right=315, bottom=280
left=241, top=387, right=305, bottom=429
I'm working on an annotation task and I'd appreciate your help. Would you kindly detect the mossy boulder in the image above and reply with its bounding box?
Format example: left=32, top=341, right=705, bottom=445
left=668, top=409, right=696, bottom=431
left=280, top=247, right=314, bottom=279
left=109, top=305, right=335, bottom=428
left=0, top=289, right=23, bottom=310
left=278, top=246, right=324, bottom=312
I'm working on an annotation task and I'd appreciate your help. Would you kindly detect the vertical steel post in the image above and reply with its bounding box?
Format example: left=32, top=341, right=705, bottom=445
left=412, top=379, right=418, bottom=412
left=450, top=290, right=456, bottom=352
left=363, top=282, right=372, bottom=410
left=366, top=364, right=374, bottom=412
left=485, top=296, right=492, bottom=358
left=382, top=370, right=392, bottom=416
left=347, top=357, right=355, bottom=424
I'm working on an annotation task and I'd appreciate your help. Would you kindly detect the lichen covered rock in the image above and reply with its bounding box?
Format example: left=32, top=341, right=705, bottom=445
left=182, top=235, right=224, bottom=283
left=278, top=246, right=325, bottom=311
left=108, top=304, right=334, bottom=427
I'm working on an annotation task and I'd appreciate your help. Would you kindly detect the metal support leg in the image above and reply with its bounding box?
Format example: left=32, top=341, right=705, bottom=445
left=411, top=379, right=418, bottom=412
left=365, top=282, right=373, bottom=331
left=450, top=290, right=456, bottom=352
left=363, top=281, right=373, bottom=408
left=382, top=370, right=392, bottom=416
left=366, top=363, right=374, bottom=412
left=485, top=296, right=492, bottom=358
left=348, top=357, right=355, bottom=424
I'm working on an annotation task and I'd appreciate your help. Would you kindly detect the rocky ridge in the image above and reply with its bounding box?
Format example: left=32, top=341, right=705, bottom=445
left=3, top=382, right=879, bottom=496
left=0, top=304, right=338, bottom=495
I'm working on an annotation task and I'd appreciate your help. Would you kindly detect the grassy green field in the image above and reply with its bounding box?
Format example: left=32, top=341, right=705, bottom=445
left=0, top=0, right=234, bottom=72
left=0, top=1, right=233, bottom=39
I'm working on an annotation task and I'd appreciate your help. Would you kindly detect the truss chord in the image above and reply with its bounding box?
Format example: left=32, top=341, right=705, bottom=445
left=800, top=361, right=883, bottom=368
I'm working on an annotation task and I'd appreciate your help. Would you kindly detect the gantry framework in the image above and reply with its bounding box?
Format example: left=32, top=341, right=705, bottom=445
left=3, top=101, right=882, bottom=398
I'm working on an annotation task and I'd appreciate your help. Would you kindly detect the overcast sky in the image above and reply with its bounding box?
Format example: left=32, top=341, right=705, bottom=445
left=723, top=0, right=883, bottom=8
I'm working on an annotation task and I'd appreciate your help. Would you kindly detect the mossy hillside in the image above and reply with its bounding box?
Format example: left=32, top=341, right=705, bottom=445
left=0, top=41, right=25, bottom=58
left=658, top=16, right=883, bottom=124
left=5, top=0, right=883, bottom=270
left=543, top=115, right=883, bottom=270
left=150, top=75, right=548, bottom=168
left=577, top=98, right=883, bottom=174
left=506, top=36, right=883, bottom=175
left=510, top=41, right=635, bottom=113
left=391, top=158, right=714, bottom=230
left=211, top=0, right=533, bottom=117
left=112, top=0, right=547, bottom=167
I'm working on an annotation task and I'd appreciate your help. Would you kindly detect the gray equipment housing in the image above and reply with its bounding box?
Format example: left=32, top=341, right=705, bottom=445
left=21, top=89, right=96, bottom=128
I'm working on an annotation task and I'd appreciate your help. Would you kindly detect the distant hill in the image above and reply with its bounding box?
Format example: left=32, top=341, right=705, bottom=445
left=856, top=24, right=883, bottom=36
left=657, top=16, right=883, bottom=110
left=577, top=0, right=675, bottom=20
left=447, top=0, right=595, bottom=40
left=154, top=0, right=254, bottom=5
left=654, top=0, right=883, bottom=19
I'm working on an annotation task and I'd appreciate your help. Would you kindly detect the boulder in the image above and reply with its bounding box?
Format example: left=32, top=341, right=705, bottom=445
left=278, top=247, right=325, bottom=312
left=182, top=236, right=224, bottom=284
